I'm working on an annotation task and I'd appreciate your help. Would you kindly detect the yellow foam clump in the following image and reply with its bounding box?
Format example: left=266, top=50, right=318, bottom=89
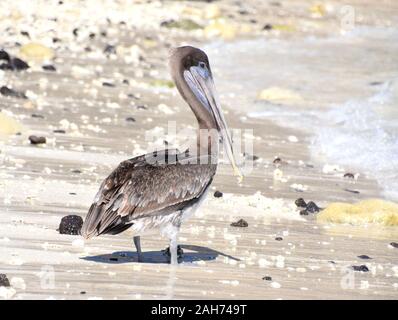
left=317, top=199, right=398, bottom=226
left=257, top=87, right=303, bottom=103
left=0, top=112, right=23, bottom=135
left=20, top=43, right=55, bottom=61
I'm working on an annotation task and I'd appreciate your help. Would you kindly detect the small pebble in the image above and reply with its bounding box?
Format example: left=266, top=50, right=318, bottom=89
left=102, top=82, right=115, bottom=87
left=352, top=265, right=369, bottom=272
left=344, top=188, right=360, bottom=194
left=295, top=198, right=307, bottom=208
left=53, top=129, right=66, bottom=134
left=262, top=276, right=272, bottom=281
left=306, top=201, right=321, bottom=213
left=358, top=255, right=372, bottom=260
left=390, top=242, right=398, bottom=248
left=230, top=219, right=248, bottom=228
left=0, top=86, right=27, bottom=99
left=0, top=49, right=10, bottom=61
left=0, top=274, right=10, bottom=287
left=263, top=23, right=273, bottom=30
left=125, top=117, right=136, bottom=122
left=29, top=135, right=46, bottom=145
left=344, top=173, right=355, bottom=179
left=42, top=65, right=57, bottom=72
left=0, top=57, right=29, bottom=71
left=58, top=215, right=83, bottom=235
left=275, top=237, right=283, bottom=241
left=213, top=191, right=223, bottom=198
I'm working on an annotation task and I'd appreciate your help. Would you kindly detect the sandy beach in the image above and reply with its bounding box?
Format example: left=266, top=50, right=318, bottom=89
left=0, top=0, right=397, bottom=300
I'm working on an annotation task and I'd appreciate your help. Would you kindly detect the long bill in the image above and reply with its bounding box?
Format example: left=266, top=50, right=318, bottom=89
left=184, top=65, right=244, bottom=182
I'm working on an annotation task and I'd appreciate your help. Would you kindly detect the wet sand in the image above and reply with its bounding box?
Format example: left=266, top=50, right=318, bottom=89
left=1, top=0, right=398, bottom=299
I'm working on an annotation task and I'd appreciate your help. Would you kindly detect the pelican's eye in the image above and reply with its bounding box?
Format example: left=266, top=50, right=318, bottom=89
left=199, top=62, right=206, bottom=69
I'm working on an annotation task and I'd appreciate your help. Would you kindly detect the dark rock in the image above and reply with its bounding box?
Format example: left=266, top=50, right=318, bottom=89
left=80, top=291, right=86, bottom=294
left=0, top=49, right=10, bottom=62
left=21, top=31, right=30, bottom=38
left=29, top=135, right=46, bottom=145
left=89, top=33, right=96, bottom=39
left=213, top=190, right=223, bottom=198
left=275, top=237, right=283, bottom=241
left=299, top=209, right=308, bottom=216
left=344, top=188, right=360, bottom=194
left=104, top=44, right=117, bottom=55
left=58, top=215, right=83, bottom=235
left=71, top=169, right=82, bottom=174
left=102, top=82, right=115, bottom=87
left=295, top=198, right=307, bottom=208
left=306, top=201, right=321, bottom=213
left=358, top=255, right=372, bottom=260
left=0, top=274, right=10, bottom=287
left=0, top=86, right=27, bottom=99
left=344, top=173, right=355, bottom=179
left=273, top=157, right=282, bottom=164
left=31, top=113, right=45, bottom=119
left=9, top=57, right=30, bottom=70
left=53, top=129, right=66, bottom=134
left=125, top=117, right=136, bottom=122
left=72, top=28, right=79, bottom=37
left=122, top=79, right=129, bottom=85
left=231, top=219, right=248, bottom=228
left=100, top=31, right=107, bottom=37
left=390, top=242, right=398, bottom=248
left=369, top=81, right=383, bottom=86
left=137, top=105, right=147, bottom=110
left=42, top=64, right=56, bottom=72
left=352, top=265, right=369, bottom=272
left=263, top=24, right=273, bottom=30
left=262, top=276, right=272, bottom=281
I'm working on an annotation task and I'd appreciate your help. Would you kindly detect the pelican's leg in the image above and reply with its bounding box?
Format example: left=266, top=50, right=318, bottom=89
left=169, top=234, right=178, bottom=265
left=133, top=236, right=143, bottom=262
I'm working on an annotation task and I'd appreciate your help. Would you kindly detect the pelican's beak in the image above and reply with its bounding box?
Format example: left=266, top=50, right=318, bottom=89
left=184, top=65, right=243, bottom=182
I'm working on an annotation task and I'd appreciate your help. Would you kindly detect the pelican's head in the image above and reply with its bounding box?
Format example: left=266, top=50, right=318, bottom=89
left=169, top=46, right=243, bottom=181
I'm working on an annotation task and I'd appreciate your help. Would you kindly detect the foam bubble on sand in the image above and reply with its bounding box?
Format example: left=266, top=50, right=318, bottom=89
left=317, top=199, right=398, bottom=226
left=206, top=192, right=302, bottom=221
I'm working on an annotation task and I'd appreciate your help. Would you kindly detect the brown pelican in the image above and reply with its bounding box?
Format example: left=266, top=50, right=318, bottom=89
left=81, top=46, right=242, bottom=264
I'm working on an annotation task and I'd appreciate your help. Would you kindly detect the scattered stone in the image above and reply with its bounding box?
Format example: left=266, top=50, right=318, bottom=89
left=275, top=237, right=283, bottom=241
left=344, top=173, right=355, bottom=179
left=125, top=117, right=136, bottom=122
left=213, top=190, right=223, bottom=198
left=299, top=209, right=308, bottom=216
left=369, top=81, right=383, bottom=86
left=0, top=57, right=30, bottom=71
left=104, top=44, right=117, bottom=55
left=390, top=242, right=398, bottom=248
left=53, top=129, right=66, bottom=134
left=80, top=291, right=86, bottom=295
left=31, top=113, right=44, bottom=119
left=352, top=265, right=369, bottom=272
left=306, top=201, right=321, bottom=213
left=58, top=215, right=83, bottom=235
left=0, top=86, right=28, bottom=99
left=262, top=276, right=272, bottom=281
left=230, top=219, right=248, bottom=227
left=0, top=274, right=10, bottom=287
left=263, top=23, right=273, bottom=30
left=29, top=135, right=46, bottom=145
left=71, top=169, right=82, bottom=174
left=295, top=198, right=307, bottom=208
left=273, top=157, right=282, bottom=165
left=0, top=49, right=10, bottom=61
left=102, top=82, right=115, bottom=87
left=42, top=64, right=57, bottom=72
left=344, top=188, right=360, bottom=194
left=358, top=255, right=372, bottom=260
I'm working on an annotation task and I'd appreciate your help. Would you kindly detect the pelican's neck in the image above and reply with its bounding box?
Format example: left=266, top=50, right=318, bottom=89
left=187, top=125, right=219, bottom=165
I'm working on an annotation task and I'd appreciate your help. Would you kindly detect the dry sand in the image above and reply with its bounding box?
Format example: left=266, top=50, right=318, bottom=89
left=0, top=0, right=397, bottom=299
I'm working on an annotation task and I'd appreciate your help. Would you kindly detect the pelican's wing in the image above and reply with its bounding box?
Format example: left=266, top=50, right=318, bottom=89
left=81, top=151, right=216, bottom=238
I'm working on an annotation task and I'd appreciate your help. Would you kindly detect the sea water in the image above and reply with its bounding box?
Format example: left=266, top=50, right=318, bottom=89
left=204, top=27, right=398, bottom=200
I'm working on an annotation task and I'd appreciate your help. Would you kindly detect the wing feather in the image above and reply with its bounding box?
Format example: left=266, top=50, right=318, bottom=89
left=81, top=151, right=216, bottom=238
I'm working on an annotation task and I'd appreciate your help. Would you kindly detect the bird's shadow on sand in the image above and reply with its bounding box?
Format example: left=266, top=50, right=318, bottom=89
left=81, top=244, right=239, bottom=265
